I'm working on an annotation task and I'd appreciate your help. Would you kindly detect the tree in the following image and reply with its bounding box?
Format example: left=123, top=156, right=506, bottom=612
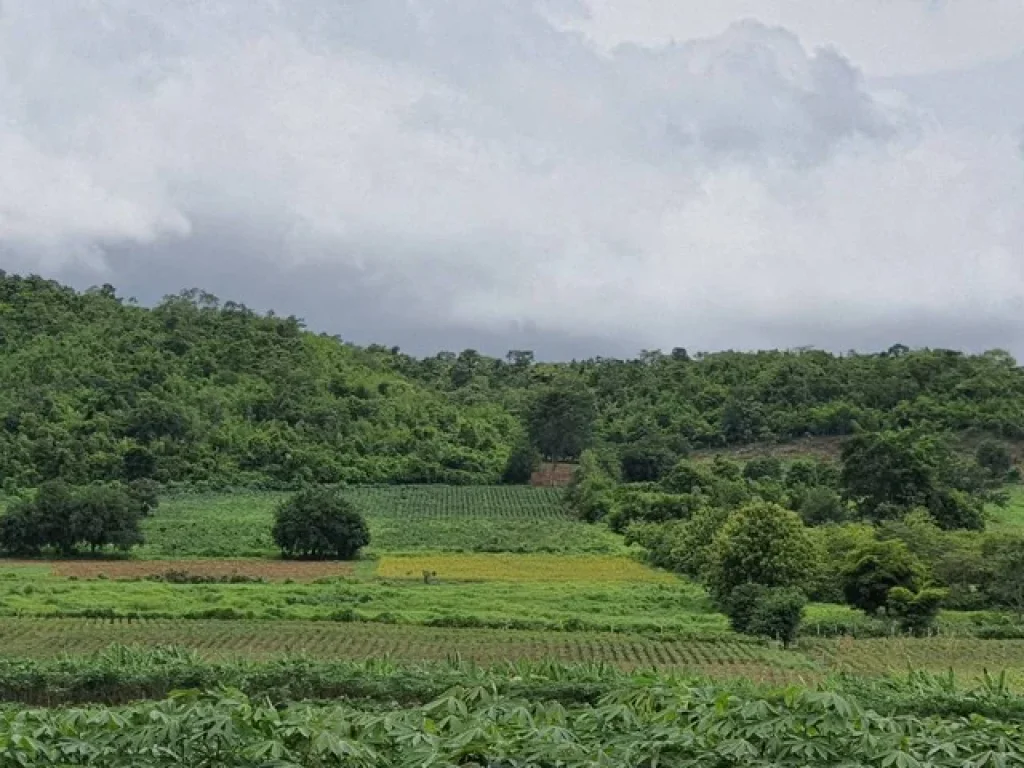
left=743, top=457, right=783, bottom=482
left=704, top=502, right=816, bottom=602
left=841, top=540, right=924, bottom=615
left=797, top=486, right=846, bottom=525
left=70, top=485, right=144, bottom=552
left=526, top=383, right=596, bottom=462
left=840, top=430, right=938, bottom=519
left=984, top=538, right=1024, bottom=619
left=0, top=481, right=144, bottom=555
left=886, top=586, right=946, bottom=635
left=272, top=487, right=369, bottom=559
left=619, top=435, right=676, bottom=483
left=501, top=439, right=540, bottom=484
left=976, top=439, right=1013, bottom=479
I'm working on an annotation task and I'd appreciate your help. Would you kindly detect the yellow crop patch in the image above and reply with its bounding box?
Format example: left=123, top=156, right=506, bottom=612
left=376, top=554, right=676, bottom=583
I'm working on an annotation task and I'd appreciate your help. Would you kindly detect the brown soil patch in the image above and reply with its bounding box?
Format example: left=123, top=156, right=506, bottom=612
left=0, top=559, right=354, bottom=582
left=530, top=462, right=577, bottom=487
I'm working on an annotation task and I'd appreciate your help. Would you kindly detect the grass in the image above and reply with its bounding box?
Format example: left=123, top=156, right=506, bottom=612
left=987, top=485, right=1024, bottom=533
left=376, top=553, right=678, bottom=583
left=139, top=487, right=625, bottom=557
left=0, top=562, right=722, bottom=633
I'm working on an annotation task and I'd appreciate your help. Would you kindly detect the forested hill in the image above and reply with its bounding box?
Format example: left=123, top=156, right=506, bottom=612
left=2, top=271, right=1024, bottom=489
left=0, top=273, right=516, bottom=489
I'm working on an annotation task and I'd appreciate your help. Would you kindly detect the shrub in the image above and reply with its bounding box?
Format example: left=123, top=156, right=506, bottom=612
left=619, top=437, right=677, bottom=483
left=272, top=487, right=370, bottom=560
left=841, top=540, right=925, bottom=615
left=0, top=481, right=144, bottom=556
left=886, top=586, right=946, bottom=635
left=747, top=587, right=807, bottom=648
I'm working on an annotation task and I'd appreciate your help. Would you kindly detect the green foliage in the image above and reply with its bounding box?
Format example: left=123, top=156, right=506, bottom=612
left=0, top=481, right=143, bottom=555
left=619, top=434, right=678, bottom=482
left=798, top=486, right=846, bottom=525
left=564, top=449, right=616, bottom=522
left=704, top=502, right=816, bottom=602
left=526, top=382, right=596, bottom=461
left=272, top=487, right=370, bottom=559
left=747, top=587, right=807, bottom=647
left=2, top=673, right=1024, bottom=767
left=605, top=490, right=694, bottom=533
left=977, top=439, right=1013, bottom=478
left=743, top=456, right=783, bottom=481
left=841, top=429, right=987, bottom=529
left=660, top=459, right=716, bottom=494
left=841, top=540, right=925, bottom=615
left=501, top=440, right=540, bottom=484
left=887, top=586, right=947, bottom=635
left=983, top=537, right=1024, bottom=618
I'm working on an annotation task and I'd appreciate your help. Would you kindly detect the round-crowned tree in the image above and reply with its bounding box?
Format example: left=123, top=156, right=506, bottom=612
left=704, top=501, right=816, bottom=603
left=272, top=487, right=369, bottom=559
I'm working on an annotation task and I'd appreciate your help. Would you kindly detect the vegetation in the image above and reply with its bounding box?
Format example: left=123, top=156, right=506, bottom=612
left=0, top=481, right=144, bottom=555
left=271, top=487, right=369, bottom=559
left=2, top=673, right=1023, bottom=767
left=5, top=273, right=1024, bottom=492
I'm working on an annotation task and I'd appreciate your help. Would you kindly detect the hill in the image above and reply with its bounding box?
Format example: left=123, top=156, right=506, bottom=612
left=0, top=273, right=516, bottom=489
left=3, top=271, right=1024, bottom=489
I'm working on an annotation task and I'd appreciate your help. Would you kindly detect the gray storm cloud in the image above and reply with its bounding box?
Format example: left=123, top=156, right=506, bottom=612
left=1, top=0, right=1023, bottom=355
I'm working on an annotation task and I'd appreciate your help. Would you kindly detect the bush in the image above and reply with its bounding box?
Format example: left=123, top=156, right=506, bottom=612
left=887, top=586, right=946, bottom=635
left=721, top=584, right=806, bottom=647
left=747, top=587, right=807, bottom=648
left=272, top=487, right=370, bottom=560
left=841, top=540, right=925, bottom=615
left=605, top=491, right=694, bottom=533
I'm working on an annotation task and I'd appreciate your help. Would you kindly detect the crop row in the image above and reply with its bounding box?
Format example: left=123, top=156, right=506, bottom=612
left=344, top=485, right=569, bottom=519
left=0, top=617, right=789, bottom=672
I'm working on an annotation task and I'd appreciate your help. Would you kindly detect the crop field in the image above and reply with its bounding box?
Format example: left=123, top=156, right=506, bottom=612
left=0, top=558, right=356, bottom=582
left=0, top=617, right=814, bottom=676
left=0, top=563, right=723, bottom=633
left=140, top=486, right=623, bottom=557
left=376, top=553, right=678, bottom=582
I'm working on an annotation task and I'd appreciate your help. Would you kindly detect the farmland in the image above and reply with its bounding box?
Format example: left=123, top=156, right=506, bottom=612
left=138, top=486, right=624, bottom=557
left=4, top=484, right=1024, bottom=766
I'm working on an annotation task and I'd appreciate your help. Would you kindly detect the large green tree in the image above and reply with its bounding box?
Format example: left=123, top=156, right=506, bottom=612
left=704, top=502, right=816, bottom=602
left=526, top=383, right=596, bottom=462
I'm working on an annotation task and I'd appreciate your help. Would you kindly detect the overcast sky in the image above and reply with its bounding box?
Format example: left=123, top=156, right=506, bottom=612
left=3, top=1, right=1024, bottom=359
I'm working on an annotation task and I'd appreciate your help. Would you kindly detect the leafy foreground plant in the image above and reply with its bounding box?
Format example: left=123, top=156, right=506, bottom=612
left=3, top=682, right=1023, bottom=767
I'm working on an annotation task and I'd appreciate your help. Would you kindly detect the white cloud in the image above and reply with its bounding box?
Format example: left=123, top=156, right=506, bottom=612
left=1, top=0, right=1023, bottom=354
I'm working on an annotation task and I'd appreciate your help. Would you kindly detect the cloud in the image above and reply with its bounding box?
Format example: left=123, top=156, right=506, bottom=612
left=1, top=0, right=1023, bottom=356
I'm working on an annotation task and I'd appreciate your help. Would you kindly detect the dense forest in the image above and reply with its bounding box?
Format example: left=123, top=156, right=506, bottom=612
left=2, top=271, right=1024, bottom=490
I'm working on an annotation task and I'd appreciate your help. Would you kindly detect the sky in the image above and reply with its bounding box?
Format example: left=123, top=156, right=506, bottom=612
left=2, top=0, right=1024, bottom=359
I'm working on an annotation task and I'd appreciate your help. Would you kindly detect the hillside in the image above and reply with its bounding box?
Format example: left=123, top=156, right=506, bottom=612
left=0, top=273, right=517, bottom=489
left=4, top=271, right=1024, bottom=489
